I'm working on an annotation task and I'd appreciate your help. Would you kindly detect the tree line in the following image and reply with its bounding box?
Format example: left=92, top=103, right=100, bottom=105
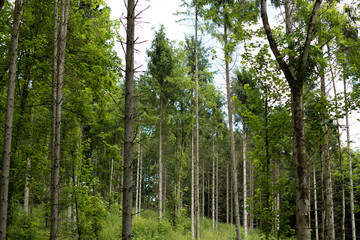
left=0, top=0, right=359, bottom=240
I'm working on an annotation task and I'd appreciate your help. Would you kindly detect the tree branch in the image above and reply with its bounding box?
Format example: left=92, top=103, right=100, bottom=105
left=260, top=0, right=295, bottom=86
left=296, top=0, right=322, bottom=85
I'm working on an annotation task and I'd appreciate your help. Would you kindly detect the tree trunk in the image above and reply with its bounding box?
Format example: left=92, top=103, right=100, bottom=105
left=139, top=139, right=143, bottom=218
left=224, top=24, right=241, bottom=240
left=212, top=131, right=215, bottom=230
left=135, top=130, right=141, bottom=218
left=312, top=156, right=319, bottom=240
left=50, top=0, right=70, bottom=238
left=226, top=160, right=229, bottom=224
left=122, top=0, right=136, bottom=238
left=159, top=96, right=163, bottom=221
left=191, top=129, right=195, bottom=239
left=344, top=75, right=356, bottom=240
left=110, top=158, right=114, bottom=195
left=0, top=0, right=22, bottom=238
left=195, top=5, right=200, bottom=240
left=243, top=126, right=248, bottom=238
left=329, top=63, right=345, bottom=240
left=320, top=65, right=335, bottom=240
left=216, top=151, right=219, bottom=229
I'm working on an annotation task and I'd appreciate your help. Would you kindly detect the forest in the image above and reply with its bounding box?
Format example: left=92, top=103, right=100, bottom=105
left=0, top=0, right=360, bottom=239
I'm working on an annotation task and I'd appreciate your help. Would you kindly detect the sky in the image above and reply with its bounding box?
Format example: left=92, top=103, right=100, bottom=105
left=105, top=0, right=360, bottom=150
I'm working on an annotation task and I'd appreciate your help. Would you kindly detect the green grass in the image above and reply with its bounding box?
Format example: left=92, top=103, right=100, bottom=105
left=99, top=209, right=295, bottom=240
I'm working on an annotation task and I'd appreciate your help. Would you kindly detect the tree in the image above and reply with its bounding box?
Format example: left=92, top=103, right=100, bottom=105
left=50, top=0, right=70, bottom=238
left=260, top=0, right=322, bottom=238
left=0, top=0, right=22, bottom=239
left=122, top=0, right=136, bottom=238
left=147, top=25, right=175, bottom=221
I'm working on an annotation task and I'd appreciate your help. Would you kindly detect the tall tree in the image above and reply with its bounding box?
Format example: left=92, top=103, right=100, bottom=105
left=50, top=0, right=70, bottom=238
left=122, top=0, right=136, bottom=238
left=0, top=0, right=22, bottom=239
left=147, top=25, right=175, bottom=221
left=260, top=1, right=322, bottom=238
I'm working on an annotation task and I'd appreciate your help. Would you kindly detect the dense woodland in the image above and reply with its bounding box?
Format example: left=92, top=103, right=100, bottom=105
left=0, top=0, right=360, bottom=239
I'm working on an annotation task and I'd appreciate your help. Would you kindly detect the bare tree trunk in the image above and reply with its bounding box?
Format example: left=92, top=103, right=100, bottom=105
left=195, top=5, right=200, bottom=240
left=243, top=126, right=248, bottom=238
left=320, top=147, right=325, bottom=240
left=110, top=159, right=114, bottom=195
left=50, top=0, right=70, bottom=238
left=202, top=159, right=205, bottom=219
left=212, top=132, right=215, bottom=230
left=329, top=63, right=345, bottom=240
left=224, top=24, right=241, bottom=240
left=216, top=152, right=219, bottom=229
left=0, top=1, right=22, bottom=238
left=344, top=75, right=356, bottom=240
left=138, top=139, right=143, bottom=218
left=122, top=0, right=136, bottom=238
left=191, top=129, right=195, bottom=239
left=320, top=63, right=335, bottom=240
left=159, top=97, right=163, bottom=221
left=135, top=130, right=141, bottom=218
left=24, top=157, right=31, bottom=215
left=226, top=161, right=229, bottom=224
left=313, top=156, right=319, bottom=240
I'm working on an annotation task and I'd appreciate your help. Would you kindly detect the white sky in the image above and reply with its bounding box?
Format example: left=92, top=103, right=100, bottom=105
left=105, top=0, right=360, bottom=151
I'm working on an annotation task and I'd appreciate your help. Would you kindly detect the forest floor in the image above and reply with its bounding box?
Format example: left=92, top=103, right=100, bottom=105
left=7, top=203, right=295, bottom=239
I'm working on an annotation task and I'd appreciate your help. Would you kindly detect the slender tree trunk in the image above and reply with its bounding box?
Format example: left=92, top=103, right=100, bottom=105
left=320, top=64, right=335, bottom=240
left=202, top=160, right=205, bottom=219
left=138, top=139, right=143, bottom=218
left=329, top=63, right=345, bottom=240
left=191, top=129, right=195, bottom=239
left=212, top=131, right=215, bottom=230
left=320, top=146, right=325, bottom=240
left=344, top=75, right=356, bottom=240
left=50, top=0, right=70, bottom=238
left=195, top=5, right=200, bottom=240
left=216, top=151, right=219, bottom=229
left=243, top=126, right=248, bottom=238
left=226, top=160, right=229, bottom=224
left=224, top=24, right=241, bottom=240
left=0, top=1, right=22, bottom=238
left=135, top=130, right=141, bottom=218
left=312, top=156, right=319, bottom=240
left=110, top=159, right=114, bottom=195
left=122, top=0, right=136, bottom=238
left=24, top=157, right=31, bottom=215
left=159, top=97, right=163, bottom=221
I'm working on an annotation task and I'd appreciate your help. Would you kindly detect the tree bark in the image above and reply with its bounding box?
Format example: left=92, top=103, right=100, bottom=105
left=138, top=139, right=143, bottom=218
left=0, top=1, right=22, bottom=238
left=344, top=75, right=356, bottom=240
left=122, top=0, right=136, bottom=238
left=224, top=24, right=241, bottom=240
